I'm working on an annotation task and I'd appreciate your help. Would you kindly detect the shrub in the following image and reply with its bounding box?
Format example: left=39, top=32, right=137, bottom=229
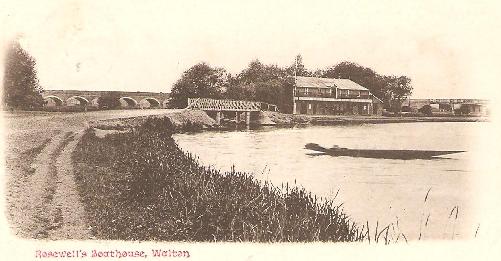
left=401, top=106, right=412, bottom=112
left=418, top=105, right=433, bottom=116
left=455, top=105, right=470, bottom=115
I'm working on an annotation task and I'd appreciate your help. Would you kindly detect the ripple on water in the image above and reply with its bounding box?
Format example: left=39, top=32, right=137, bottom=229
left=174, top=122, right=486, bottom=240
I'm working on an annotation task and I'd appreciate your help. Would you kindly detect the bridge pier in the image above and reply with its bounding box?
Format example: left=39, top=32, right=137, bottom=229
left=215, top=111, right=221, bottom=125
left=245, top=111, right=250, bottom=126
left=209, top=110, right=253, bottom=126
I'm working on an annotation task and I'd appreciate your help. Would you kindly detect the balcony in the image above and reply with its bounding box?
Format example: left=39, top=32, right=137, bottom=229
left=338, top=93, right=370, bottom=99
left=295, top=91, right=370, bottom=100
left=295, top=91, right=333, bottom=98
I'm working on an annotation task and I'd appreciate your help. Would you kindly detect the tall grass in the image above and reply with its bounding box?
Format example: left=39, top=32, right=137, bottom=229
left=72, top=118, right=366, bottom=242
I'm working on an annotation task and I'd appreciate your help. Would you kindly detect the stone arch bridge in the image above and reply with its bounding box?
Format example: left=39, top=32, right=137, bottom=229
left=42, top=90, right=171, bottom=109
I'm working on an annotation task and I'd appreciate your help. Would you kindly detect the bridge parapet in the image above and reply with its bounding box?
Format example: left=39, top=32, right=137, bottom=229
left=187, top=98, right=278, bottom=112
left=42, top=90, right=170, bottom=109
left=187, top=98, right=279, bottom=126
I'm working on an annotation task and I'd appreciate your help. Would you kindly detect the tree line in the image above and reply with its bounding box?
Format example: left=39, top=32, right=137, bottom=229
left=2, top=42, right=412, bottom=113
left=169, top=55, right=413, bottom=113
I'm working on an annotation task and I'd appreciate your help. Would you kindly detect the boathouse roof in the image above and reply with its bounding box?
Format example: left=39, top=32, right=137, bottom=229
left=296, top=76, right=368, bottom=91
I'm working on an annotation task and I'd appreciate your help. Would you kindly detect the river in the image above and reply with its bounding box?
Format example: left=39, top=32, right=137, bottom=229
left=174, top=122, right=489, bottom=240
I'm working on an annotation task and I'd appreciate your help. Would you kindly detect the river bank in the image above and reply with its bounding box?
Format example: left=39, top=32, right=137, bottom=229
left=73, top=117, right=371, bottom=242
left=90, top=110, right=488, bottom=133
left=73, top=111, right=482, bottom=242
left=263, top=111, right=487, bottom=125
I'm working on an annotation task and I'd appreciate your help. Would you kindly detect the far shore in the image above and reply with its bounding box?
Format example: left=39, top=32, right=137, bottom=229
left=88, top=109, right=488, bottom=134
left=304, top=114, right=488, bottom=125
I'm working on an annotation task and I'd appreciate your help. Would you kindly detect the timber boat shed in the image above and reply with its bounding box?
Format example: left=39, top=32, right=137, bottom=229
left=293, top=76, right=383, bottom=115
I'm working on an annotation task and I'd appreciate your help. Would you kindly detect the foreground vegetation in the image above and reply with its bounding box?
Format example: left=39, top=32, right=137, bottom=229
left=72, top=118, right=365, bottom=242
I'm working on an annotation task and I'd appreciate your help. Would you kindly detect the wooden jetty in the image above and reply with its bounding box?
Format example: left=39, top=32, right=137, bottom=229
left=187, top=98, right=278, bottom=126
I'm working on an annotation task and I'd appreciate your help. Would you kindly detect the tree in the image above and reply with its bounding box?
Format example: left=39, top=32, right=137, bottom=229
left=384, top=76, right=412, bottom=112
left=255, top=79, right=285, bottom=105
left=97, top=91, right=122, bottom=109
left=312, top=69, right=326, bottom=77
left=322, top=61, right=413, bottom=111
left=236, top=60, right=288, bottom=84
left=285, top=54, right=311, bottom=77
left=322, top=61, right=387, bottom=100
left=3, top=40, right=44, bottom=110
left=225, top=82, right=256, bottom=101
left=169, top=63, right=228, bottom=108
left=228, top=59, right=294, bottom=113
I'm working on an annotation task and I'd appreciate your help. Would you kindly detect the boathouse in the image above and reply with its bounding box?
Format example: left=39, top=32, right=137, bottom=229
left=293, top=76, right=383, bottom=115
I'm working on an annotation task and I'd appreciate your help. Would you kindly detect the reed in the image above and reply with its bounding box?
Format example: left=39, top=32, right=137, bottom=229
left=72, top=119, right=366, bottom=242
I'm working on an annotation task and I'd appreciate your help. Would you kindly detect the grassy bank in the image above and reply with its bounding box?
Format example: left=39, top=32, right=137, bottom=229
left=90, top=109, right=216, bottom=131
left=72, top=117, right=365, bottom=242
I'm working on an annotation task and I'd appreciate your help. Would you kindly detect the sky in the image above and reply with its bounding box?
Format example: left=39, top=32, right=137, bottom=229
left=2, top=0, right=501, bottom=99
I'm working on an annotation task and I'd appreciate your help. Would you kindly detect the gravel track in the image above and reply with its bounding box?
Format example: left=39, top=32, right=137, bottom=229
left=48, top=131, right=91, bottom=240
left=4, top=109, right=180, bottom=239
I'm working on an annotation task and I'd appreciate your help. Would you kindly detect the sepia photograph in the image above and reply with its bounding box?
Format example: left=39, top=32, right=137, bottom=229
left=1, top=0, right=500, bottom=260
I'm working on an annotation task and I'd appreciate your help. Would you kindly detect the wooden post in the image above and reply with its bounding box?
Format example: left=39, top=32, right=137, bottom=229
left=235, top=111, right=239, bottom=123
left=245, top=111, right=251, bottom=126
left=215, top=111, right=221, bottom=125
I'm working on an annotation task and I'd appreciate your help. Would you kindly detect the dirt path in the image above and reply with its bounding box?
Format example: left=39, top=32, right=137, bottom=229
left=6, top=130, right=91, bottom=239
left=4, top=110, right=182, bottom=239
left=48, top=130, right=91, bottom=239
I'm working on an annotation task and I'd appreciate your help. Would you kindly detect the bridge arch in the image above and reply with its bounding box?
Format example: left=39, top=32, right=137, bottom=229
left=119, top=97, right=138, bottom=108
left=139, top=97, right=161, bottom=108
left=43, top=95, right=64, bottom=107
left=66, top=96, right=90, bottom=106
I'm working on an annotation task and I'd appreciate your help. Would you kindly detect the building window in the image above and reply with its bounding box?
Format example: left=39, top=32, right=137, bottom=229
left=308, top=104, right=312, bottom=110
